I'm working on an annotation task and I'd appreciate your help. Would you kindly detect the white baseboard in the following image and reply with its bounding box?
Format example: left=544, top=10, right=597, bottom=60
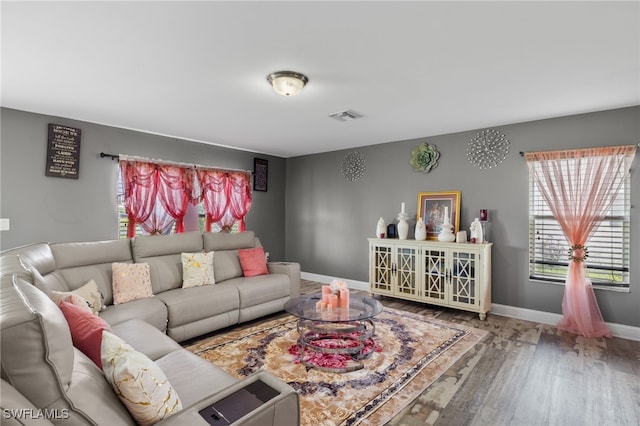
left=301, top=272, right=369, bottom=291
left=301, top=272, right=640, bottom=342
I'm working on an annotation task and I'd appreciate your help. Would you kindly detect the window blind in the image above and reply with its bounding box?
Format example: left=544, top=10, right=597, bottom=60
left=528, top=152, right=631, bottom=287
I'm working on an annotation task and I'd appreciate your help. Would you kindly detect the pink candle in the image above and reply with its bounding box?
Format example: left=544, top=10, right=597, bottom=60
left=339, top=288, right=350, bottom=309
left=328, top=294, right=338, bottom=309
left=322, top=285, right=331, bottom=304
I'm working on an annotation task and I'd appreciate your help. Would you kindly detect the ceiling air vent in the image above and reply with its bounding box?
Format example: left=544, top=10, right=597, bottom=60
left=329, top=110, right=363, bottom=122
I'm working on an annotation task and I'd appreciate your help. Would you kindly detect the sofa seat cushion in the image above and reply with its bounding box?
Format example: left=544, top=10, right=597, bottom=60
left=100, top=297, right=168, bottom=332
left=111, top=319, right=182, bottom=361
left=155, top=283, right=240, bottom=328
left=226, top=274, right=291, bottom=308
left=154, top=350, right=237, bottom=407
left=1, top=379, right=55, bottom=425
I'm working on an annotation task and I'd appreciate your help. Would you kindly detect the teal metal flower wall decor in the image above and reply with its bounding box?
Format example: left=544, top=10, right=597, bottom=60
left=410, top=143, right=440, bottom=173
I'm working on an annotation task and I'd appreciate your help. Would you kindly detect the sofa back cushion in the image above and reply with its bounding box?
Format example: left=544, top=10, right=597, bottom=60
left=50, top=239, right=133, bottom=305
left=1, top=276, right=135, bottom=425
left=131, top=232, right=204, bottom=294
left=0, top=243, right=68, bottom=293
left=1, top=277, right=75, bottom=408
left=202, top=231, right=256, bottom=251
left=203, top=232, right=258, bottom=282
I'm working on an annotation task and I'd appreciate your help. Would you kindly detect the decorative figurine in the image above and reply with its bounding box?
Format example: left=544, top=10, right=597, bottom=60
left=470, top=218, right=484, bottom=243
left=415, top=217, right=427, bottom=241
left=376, top=217, right=386, bottom=238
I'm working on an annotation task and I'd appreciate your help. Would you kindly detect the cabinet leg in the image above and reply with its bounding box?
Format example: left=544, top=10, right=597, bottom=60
left=479, top=313, right=487, bottom=321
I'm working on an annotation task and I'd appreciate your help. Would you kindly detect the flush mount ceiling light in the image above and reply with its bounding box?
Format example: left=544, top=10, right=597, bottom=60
left=266, top=71, right=308, bottom=96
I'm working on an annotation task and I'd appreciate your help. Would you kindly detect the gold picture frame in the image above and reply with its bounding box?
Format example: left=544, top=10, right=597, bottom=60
left=417, top=191, right=461, bottom=240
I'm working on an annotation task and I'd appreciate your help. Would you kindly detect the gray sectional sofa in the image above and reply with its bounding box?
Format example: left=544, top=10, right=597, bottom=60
left=0, top=231, right=301, bottom=425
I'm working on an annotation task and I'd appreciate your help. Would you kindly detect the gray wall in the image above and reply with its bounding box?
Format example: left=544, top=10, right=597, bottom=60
left=0, top=108, right=287, bottom=260
left=285, top=106, right=640, bottom=327
left=3, top=106, right=639, bottom=327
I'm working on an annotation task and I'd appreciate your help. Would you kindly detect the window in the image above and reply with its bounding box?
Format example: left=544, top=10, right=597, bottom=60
left=116, top=168, right=240, bottom=239
left=528, top=151, right=631, bottom=288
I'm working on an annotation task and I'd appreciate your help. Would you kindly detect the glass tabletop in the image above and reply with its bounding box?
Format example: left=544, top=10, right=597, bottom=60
left=284, top=293, right=383, bottom=322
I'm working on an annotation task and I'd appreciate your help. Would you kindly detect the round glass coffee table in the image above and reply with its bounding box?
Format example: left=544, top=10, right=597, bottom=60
left=284, top=293, right=383, bottom=373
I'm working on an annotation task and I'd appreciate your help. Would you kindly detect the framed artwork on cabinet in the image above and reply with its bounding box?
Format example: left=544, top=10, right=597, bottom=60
left=417, top=191, right=461, bottom=240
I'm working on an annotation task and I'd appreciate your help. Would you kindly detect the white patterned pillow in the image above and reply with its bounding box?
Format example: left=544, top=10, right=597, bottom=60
left=101, top=331, right=182, bottom=425
left=50, top=279, right=105, bottom=315
left=181, top=252, right=215, bottom=288
left=112, top=263, right=154, bottom=304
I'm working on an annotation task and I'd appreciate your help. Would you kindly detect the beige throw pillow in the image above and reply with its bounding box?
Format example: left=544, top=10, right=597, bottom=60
left=101, top=331, right=182, bottom=425
left=181, top=252, right=215, bottom=288
left=112, top=263, right=154, bottom=305
left=50, top=279, right=104, bottom=315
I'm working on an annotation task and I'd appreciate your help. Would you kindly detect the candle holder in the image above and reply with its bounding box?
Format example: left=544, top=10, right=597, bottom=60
left=479, top=209, right=489, bottom=242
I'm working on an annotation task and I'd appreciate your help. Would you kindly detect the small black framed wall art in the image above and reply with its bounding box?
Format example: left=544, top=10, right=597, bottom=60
left=253, top=158, right=268, bottom=192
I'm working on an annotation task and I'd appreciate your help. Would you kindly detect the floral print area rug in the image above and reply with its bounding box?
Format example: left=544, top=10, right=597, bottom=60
left=185, top=308, right=487, bottom=426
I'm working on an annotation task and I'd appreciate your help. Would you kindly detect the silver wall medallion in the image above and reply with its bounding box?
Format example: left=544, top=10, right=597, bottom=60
left=341, top=151, right=366, bottom=181
left=467, top=129, right=510, bottom=169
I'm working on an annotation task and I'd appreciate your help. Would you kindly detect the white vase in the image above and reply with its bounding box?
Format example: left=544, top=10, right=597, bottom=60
left=415, top=218, right=427, bottom=241
left=397, top=219, right=409, bottom=240
left=376, top=217, right=386, bottom=238
left=438, top=216, right=456, bottom=242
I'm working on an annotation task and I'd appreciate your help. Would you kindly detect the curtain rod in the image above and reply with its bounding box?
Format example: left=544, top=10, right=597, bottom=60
left=519, top=143, right=640, bottom=157
left=99, top=152, right=252, bottom=174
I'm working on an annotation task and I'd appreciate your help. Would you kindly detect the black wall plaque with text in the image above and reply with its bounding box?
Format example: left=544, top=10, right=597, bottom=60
left=46, top=124, right=81, bottom=179
left=253, top=158, right=268, bottom=192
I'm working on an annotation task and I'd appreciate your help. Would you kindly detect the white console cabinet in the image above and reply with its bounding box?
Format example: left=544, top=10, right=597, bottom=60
left=368, top=238, right=492, bottom=320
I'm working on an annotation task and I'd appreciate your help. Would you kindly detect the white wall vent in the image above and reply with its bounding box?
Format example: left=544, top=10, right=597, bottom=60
left=329, top=110, right=363, bottom=122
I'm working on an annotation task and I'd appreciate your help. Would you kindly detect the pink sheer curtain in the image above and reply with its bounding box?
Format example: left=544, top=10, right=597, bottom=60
left=526, top=145, right=636, bottom=338
left=139, top=204, right=175, bottom=235
left=197, top=169, right=229, bottom=232
left=156, top=165, right=196, bottom=234
left=197, top=169, right=252, bottom=232
left=226, top=171, right=252, bottom=232
left=120, top=159, right=197, bottom=237
left=120, top=161, right=158, bottom=238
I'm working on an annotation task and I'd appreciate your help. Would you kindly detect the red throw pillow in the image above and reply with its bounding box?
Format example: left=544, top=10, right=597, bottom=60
left=59, top=301, right=111, bottom=369
left=238, top=247, right=269, bottom=277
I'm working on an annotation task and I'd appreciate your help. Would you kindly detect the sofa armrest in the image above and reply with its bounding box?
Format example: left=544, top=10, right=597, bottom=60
left=267, top=262, right=300, bottom=297
left=156, top=371, right=299, bottom=426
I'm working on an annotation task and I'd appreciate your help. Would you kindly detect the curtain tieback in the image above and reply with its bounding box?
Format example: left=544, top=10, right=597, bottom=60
left=568, top=244, right=589, bottom=262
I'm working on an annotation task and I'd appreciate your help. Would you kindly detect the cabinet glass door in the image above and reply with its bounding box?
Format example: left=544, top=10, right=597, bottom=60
left=371, top=244, right=393, bottom=294
left=395, top=246, right=419, bottom=299
left=422, top=248, right=446, bottom=302
left=450, top=250, right=478, bottom=307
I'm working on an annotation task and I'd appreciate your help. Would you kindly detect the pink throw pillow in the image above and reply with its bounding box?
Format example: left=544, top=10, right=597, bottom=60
left=59, top=301, right=111, bottom=369
left=238, top=247, right=269, bottom=277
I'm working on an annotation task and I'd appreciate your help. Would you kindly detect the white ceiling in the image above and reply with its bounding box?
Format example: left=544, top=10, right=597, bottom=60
left=2, top=1, right=638, bottom=158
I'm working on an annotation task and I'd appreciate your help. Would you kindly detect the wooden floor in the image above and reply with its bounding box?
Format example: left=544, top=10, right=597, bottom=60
left=299, top=280, right=640, bottom=426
